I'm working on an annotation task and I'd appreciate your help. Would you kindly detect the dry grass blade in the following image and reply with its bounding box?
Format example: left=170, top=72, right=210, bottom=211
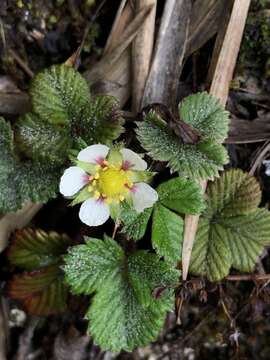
left=84, top=4, right=153, bottom=84
left=186, top=0, right=226, bottom=57
left=103, top=0, right=130, bottom=55
left=182, top=0, right=252, bottom=280
left=87, top=1, right=134, bottom=106
left=132, top=0, right=157, bottom=112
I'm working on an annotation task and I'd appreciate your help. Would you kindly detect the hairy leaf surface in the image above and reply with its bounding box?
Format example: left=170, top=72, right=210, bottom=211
left=189, top=169, right=270, bottom=281
left=0, top=118, right=60, bottom=212
left=64, top=236, right=179, bottom=352
left=157, top=177, right=205, bottom=214
left=136, top=111, right=228, bottom=180
left=179, top=92, right=229, bottom=143
left=30, top=64, right=90, bottom=125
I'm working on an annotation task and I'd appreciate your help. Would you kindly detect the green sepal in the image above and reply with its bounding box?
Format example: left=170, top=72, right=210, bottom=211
left=74, top=160, right=96, bottom=174
left=128, top=170, right=156, bottom=183
left=107, top=146, right=123, bottom=167
left=110, top=202, right=121, bottom=221
left=70, top=186, right=91, bottom=206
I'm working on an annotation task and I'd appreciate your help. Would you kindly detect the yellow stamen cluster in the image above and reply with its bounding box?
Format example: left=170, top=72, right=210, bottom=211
left=87, top=162, right=134, bottom=204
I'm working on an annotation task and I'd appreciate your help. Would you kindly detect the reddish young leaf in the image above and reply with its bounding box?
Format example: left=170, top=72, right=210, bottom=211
left=7, top=264, right=68, bottom=316
left=7, top=228, right=72, bottom=270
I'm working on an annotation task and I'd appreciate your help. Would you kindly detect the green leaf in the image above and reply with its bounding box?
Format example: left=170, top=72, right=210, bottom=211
left=152, top=204, right=183, bottom=265
left=189, top=219, right=233, bottom=281
left=205, top=168, right=261, bottom=218
left=7, top=264, right=68, bottom=316
left=64, top=236, right=179, bottom=352
left=63, top=235, right=124, bottom=295
left=157, top=177, right=205, bottom=215
left=0, top=161, right=61, bottom=212
left=8, top=228, right=72, bottom=271
left=221, top=209, right=270, bottom=272
left=77, top=95, right=124, bottom=145
left=179, top=92, right=229, bottom=143
left=120, top=202, right=152, bottom=241
left=136, top=111, right=229, bottom=180
left=0, top=118, right=61, bottom=212
left=30, top=64, right=90, bottom=125
left=189, top=169, right=270, bottom=281
left=14, top=113, right=71, bottom=165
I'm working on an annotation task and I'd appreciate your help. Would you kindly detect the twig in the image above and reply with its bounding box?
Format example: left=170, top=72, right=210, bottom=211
left=182, top=0, right=252, bottom=280
left=226, top=274, right=270, bottom=281
left=0, top=297, right=9, bottom=360
left=249, top=141, right=270, bottom=176
left=8, top=49, right=34, bottom=78
left=65, top=0, right=108, bottom=69
left=112, top=219, right=120, bottom=239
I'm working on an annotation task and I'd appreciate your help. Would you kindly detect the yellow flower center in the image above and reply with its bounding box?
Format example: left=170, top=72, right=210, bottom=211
left=99, top=168, right=129, bottom=196
left=88, top=164, right=133, bottom=204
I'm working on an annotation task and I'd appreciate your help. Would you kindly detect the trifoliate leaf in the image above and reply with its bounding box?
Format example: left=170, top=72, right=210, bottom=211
left=15, top=113, right=71, bottom=165
left=179, top=92, right=229, bottom=143
left=189, top=169, right=270, bottom=281
left=30, top=64, right=90, bottom=125
left=8, top=228, right=72, bottom=271
left=136, top=111, right=228, bottom=180
left=7, top=264, right=68, bottom=315
left=120, top=202, right=152, bottom=241
left=77, top=95, right=124, bottom=145
left=157, top=177, right=205, bottom=215
left=152, top=204, right=183, bottom=265
left=64, top=236, right=179, bottom=352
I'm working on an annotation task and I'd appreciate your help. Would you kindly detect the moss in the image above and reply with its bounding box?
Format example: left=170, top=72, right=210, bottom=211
left=238, top=2, right=270, bottom=87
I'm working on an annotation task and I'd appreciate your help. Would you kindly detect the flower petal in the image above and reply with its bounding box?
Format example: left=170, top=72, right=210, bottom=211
left=77, top=144, right=109, bottom=164
left=79, top=198, right=110, bottom=226
left=121, top=148, right=147, bottom=170
left=60, top=166, right=88, bottom=197
left=131, top=182, right=158, bottom=212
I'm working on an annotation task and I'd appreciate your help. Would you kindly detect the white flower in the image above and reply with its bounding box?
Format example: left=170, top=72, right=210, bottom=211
left=59, top=144, right=158, bottom=226
left=263, top=160, right=270, bottom=176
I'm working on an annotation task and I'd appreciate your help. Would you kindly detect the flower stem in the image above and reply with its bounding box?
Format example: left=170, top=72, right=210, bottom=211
left=112, top=219, right=120, bottom=239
